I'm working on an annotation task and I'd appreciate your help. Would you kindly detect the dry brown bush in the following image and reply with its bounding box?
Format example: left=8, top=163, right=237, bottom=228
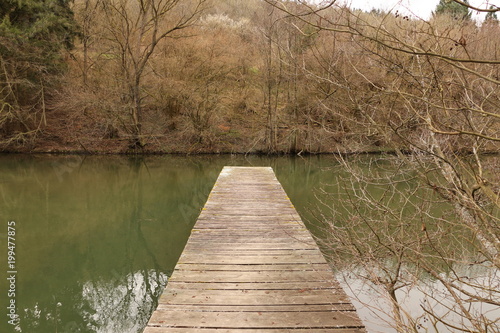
left=260, top=1, right=500, bottom=331
left=32, top=0, right=499, bottom=156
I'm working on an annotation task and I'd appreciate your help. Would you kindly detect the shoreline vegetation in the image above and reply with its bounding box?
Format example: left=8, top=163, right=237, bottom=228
left=2, top=148, right=500, bottom=156
left=1, top=0, right=498, bottom=156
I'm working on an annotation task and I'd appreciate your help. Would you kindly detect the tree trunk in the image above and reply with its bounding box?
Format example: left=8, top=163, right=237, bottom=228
left=131, top=75, right=144, bottom=148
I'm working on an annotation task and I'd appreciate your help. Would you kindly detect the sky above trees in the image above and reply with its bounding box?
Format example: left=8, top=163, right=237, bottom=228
left=339, top=0, right=500, bottom=20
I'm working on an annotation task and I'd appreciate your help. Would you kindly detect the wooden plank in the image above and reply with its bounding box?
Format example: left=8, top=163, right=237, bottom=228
left=174, top=263, right=331, bottom=271
left=183, top=243, right=318, bottom=250
left=191, top=224, right=308, bottom=229
left=176, top=255, right=327, bottom=265
left=191, top=226, right=310, bottom=232
left=182, top=237, right=316, bottom=244
left=155, top=304, right=357, bottom=312
left=144, top=329, right=365, bottom=333
left=143, top=167, right=365, bottom=332
left=181, top=249, right=321, bottom=255
left=189, top=232, right=313, bottom=238
left=182, top=248, right=319, bottom=254
left=169, top=270, right=337, bottom=283
left=194, top=222, right=304, bottom=226
left=195, top=216, right=302, bottom=221
left=165, top=281, right=343, bottom=290
left=147, top=311, right=364, bottom=329
left=158, top=289, right=353, bottom=305
left=158, top=295, right=351, bottom=307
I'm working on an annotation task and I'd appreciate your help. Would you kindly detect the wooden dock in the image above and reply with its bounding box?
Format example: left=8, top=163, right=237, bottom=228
left=143, top=166, right=365, bottom=332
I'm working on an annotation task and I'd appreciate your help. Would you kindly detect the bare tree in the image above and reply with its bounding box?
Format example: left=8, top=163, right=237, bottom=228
left=264, top=0, right=500, bottom=331
left=99, top=0, right=207, bottom=148
left=255, top=1, right=283, bottom=153
left=73, top=0, right=103, bottom=86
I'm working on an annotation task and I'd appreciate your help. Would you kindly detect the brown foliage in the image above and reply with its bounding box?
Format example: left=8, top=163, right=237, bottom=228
left=4, top=0, right=498, bottom=156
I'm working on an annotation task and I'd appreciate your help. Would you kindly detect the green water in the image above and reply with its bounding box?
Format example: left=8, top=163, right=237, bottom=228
left=0, top=154, right=498, bottom=333
left=0, top=154, right=340, bottom=333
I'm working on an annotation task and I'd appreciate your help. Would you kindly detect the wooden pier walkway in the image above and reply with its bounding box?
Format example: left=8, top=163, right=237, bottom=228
left=143, top=166, right=365, bottom=332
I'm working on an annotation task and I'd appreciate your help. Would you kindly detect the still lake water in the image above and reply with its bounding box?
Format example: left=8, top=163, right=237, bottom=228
left=0, top=154, right=337, bottom=333
left=0, top=154, right=498, bottom=332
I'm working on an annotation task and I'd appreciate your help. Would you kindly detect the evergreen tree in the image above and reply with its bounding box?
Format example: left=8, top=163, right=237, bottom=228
left=0, top=0, right=78, bottom=143
left=485, top=6, right=499, bottom=23
left=0, top=0, right=78, bottom=73
left=434, top=0, right=471, bottom=20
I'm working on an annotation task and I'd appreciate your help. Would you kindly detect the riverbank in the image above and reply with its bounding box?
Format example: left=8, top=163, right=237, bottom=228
left=1, top=117, right=391, bottom=155
left=3, top=136, right=498, bottom=156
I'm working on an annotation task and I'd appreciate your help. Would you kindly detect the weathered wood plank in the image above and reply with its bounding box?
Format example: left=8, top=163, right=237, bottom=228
left=144, top=329, right=365, bottom=333
left=189, top=232, right=313, bottom=238
left=180, top=250, right=321, bottom=256
left=158, top=294, right=351, bottom=307
left=159, top=288, right=352, bottom=302
left=169, top=270, right=337, bottom=283
left=147, top=311, right=364, bottom=329
left=142, top=167, right=365, bottom=333
left=183, top=243, right=318, bottom=250
left=197, top=216, right=301, bottom=220
left=176, top=255, right=327, bottom=265
left=182, top=237, right=316, bottom=244
left=155, top=304, right=357, bottom=312
left=165, top=281, right=342, bottom=290
left=174, top=263, right=330, bottom=271
left=191, top=226, right=308, bottom=231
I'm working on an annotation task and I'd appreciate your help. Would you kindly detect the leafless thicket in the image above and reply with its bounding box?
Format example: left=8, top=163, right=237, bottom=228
left=263, top=0, right=500, bottom=331
left=69, top=0, right=208, bottom=149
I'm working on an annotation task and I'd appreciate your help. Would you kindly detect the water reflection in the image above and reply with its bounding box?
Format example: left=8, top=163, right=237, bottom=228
left=0, top=154, right=498, bottom=332
left=0, top=155, right=220, bottom=333
left=315, top=155, right=500, bottom=333
left=338, top=263, right=500, bottom=332
left=81, top=270, right=168, bottom=333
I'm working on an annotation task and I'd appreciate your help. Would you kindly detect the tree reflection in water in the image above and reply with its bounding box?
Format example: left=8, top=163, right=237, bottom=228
left=81, top=270, right=168, bottom=333
left=0, top=155, right=218, bottom=333
left=337, top=264, right=500, bottom=332
left=5, top=154, right=496, bottom=332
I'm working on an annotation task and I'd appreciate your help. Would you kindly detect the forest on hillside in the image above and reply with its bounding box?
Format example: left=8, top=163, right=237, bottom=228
left=1, top=0, right=498, bottom=154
